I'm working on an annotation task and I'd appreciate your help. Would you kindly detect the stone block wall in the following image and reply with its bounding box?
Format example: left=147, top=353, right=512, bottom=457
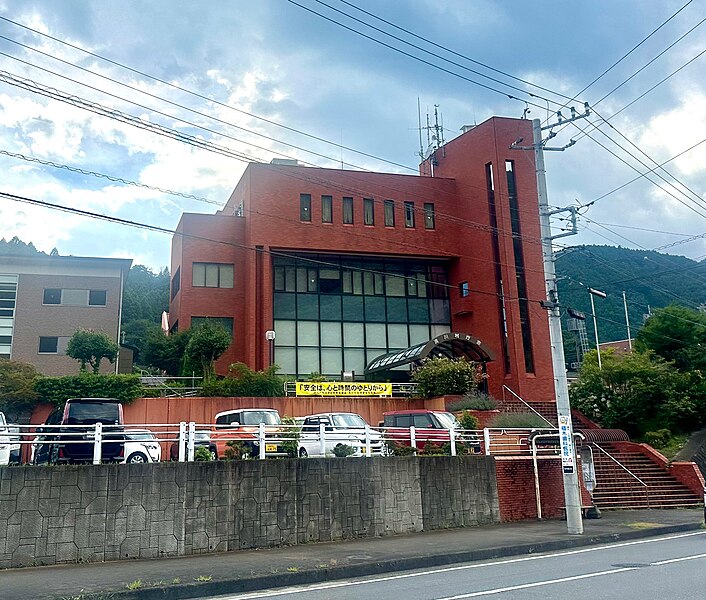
left=0, top=455, right=499, bottom=569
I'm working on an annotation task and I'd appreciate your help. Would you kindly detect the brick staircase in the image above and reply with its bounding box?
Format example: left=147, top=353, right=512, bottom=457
left=498, top=387, right=558, bottom=426
left=590, top=443, right=702, bottom=510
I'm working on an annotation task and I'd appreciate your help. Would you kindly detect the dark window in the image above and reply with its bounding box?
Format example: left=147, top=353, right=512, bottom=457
left=459, top=282, right=470, bottom=297
left=192, top=263, right=234, bottom=288
left=343, top=197, right=354, bottom=224
left=38, top=336, right=58, bottom=353
left=487, top=162, right=511, bottom=374
left=321, top=195, right=333, bottom=223
left=413, top=414, right=433, bottom=428
left=171, top=267, right=181, bottom=300
left=88, top=290, right=107, bottom=306
left=191, top=316, right=234, bottom=337
left=65, top=401, right=121, bottom=425
left=43, top=289, right=61, bottom=304
left=424, top=203, right=435, bottom=229
left=404, top=201, right=415, bottom=228
left=300, top=193, right=311, bottom=222
left=384, top=200, right=395, bottom=227
left=364, top=198, right=374, bottom=225
left=506, top=160, right=535, bottom=373
left=0, top=335, right=11, bottom=344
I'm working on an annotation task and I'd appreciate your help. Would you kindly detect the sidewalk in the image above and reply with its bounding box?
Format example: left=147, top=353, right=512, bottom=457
left=2, top=509, right=703, bottom=600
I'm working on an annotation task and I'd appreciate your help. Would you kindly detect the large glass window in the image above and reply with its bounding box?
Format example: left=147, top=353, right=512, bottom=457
left=424, top=203, right=436, bottom=229
left=272, top=254, right=450, bottom=377
left=404, top=201, right=415, bottom=228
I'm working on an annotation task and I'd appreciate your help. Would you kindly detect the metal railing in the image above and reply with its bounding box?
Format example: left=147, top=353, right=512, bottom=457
left=2, top=423, right=562, bottom=466
left=139, top=373, right=203, bottom=397
left=591, top=442, right=649, bottom=507
left=501, top=385, right=555, bottom=427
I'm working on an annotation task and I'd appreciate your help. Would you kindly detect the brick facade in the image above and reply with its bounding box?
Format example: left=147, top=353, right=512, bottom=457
left=170, top=116, right=555, bottom=402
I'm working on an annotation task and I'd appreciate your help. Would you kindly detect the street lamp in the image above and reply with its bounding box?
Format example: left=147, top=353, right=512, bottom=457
left=588, top=288, right=607, bottom=369
left=265, top=330, right=275, bottom=366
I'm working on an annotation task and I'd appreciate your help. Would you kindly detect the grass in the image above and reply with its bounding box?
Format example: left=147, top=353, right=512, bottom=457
left=126, top=580, right=142, bottom=590
left=286, top=567, right=299, bottom=573
left=193, top=575, right=212, bottom=582
left=651, top=433, right=689, bottom=459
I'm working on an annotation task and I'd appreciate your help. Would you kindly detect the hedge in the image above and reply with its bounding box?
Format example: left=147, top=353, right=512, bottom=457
left=34, top=374, right=143, bottom=407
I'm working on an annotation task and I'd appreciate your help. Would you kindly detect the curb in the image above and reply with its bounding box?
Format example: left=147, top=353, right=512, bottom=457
left=79, top=522, right=704, bottom=600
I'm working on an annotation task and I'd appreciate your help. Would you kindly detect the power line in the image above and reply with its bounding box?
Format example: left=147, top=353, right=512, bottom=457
left=0, top=149, right=223, bottom=207
left=0, top=15, right=414, bottom=172
left=0, top=189, right=545, bottom=304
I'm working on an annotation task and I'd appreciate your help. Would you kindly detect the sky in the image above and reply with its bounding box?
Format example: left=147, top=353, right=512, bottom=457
left=0, top=0, right=705, bottom=272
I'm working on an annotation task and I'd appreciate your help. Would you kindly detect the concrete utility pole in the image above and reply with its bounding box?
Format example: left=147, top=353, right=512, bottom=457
left=513, top=107, right=589, bottom=535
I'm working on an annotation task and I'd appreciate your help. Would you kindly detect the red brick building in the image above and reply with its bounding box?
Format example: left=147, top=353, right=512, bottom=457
left=169, top=116, right=555, bottom=402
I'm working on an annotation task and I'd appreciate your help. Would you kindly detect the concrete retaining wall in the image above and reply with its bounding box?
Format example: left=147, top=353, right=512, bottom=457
left=0, top=456, right=499, bottom=569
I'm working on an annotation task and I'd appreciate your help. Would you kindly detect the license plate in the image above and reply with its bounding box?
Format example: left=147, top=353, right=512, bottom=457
left=265, top=444, right=277, bottom=452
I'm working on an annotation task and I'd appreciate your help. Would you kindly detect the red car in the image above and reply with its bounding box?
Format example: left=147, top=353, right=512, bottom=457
left=382, top=410, right=460, bottom=451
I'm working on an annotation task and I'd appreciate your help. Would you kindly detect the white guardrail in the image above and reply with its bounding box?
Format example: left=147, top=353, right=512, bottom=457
left=0, top=423, right=561, bottom=465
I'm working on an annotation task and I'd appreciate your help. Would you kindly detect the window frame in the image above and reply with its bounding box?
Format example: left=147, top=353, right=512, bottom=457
left=459, top=282, right=470, bottom=297
left=38, top=336, right=59, bottom=354
left=88, top=290, right=107, bottom=306
left=424, top=202, right=436, bottom=230
left=192, top=263, right=234, bottom=289
left=384, top=200, right=395, bottom=227
left=300, top=193, right=312, bottom=222
left=43, top=289, right=62, bottom=305
left=404, top=201, right=415, bottom=228
left=342, top=197, right=354, bottom=224
left=321, top=195, right=333, bottom=223
left=363, top=198, right=375, bottom=226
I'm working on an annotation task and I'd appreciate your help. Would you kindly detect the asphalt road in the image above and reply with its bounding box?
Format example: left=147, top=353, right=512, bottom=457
left=204, top=530, right=706, bottom=600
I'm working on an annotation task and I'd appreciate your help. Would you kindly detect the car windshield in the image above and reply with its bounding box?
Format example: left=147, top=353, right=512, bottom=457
left=435, top=412, right=460, bottom=429
left=241, top=411, right=281, bottom=425
left=331, top=414, right=366, bottom=428
left=66, top=402, right=120, bottom=425
left=126, top=431, right=155, bottom=441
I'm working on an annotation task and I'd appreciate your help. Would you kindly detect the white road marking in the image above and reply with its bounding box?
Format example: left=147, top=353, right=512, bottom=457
left=213, top=531, right=704, bottom=599
left=651, top=552, right=706, bottom=566
left=436, top=566, right=639, bottom=599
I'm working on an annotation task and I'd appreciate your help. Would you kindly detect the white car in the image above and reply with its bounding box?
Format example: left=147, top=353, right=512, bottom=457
left=298, top=413, right=384, bottom=457
left=0, top=412, right=9, bottom=466
left=123, top=429, right=161, bottom=464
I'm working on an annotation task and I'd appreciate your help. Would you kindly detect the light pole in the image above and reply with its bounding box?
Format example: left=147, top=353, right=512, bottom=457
left=623, top=291, right=632, bottom=350
left=265, top=330, right=275, bottom=366
left=588, top=288, right=607, bottom=369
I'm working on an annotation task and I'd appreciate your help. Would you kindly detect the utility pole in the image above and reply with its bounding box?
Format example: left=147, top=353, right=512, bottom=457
left=623, top=291, right=633, bottom=350
left=512, top=105, right=589, bottom=535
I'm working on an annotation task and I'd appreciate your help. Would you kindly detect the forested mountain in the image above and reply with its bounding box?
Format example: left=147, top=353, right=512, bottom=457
left=556, top=245, right=706, bottom=362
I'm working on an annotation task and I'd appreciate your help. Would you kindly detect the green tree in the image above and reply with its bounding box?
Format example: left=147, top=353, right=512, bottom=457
left=141, top=328, right=192, bottom=375
left=569, top=349, right=694, bottom=436
left=184, top=321, right=231, bottom=381
left=122, top=265, right=170, bottom=324
left=411, top=357, right=485, bottom=398
left=0, top=360, right=40, bottom=421
left=637, top=305, right=706, bottom=372
left=66, top=329, right=119, bottom=374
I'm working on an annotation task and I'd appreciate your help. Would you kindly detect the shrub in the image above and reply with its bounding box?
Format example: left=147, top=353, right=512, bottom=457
left=489, top=412, right=552, bottom=428
left=0, top=360, right=41, bottom=420
left=643, top=429, right=672, bottom=448
left=66, top=329, right=119, bottom=373
left=224, top=440, right=246, bottom=460
left=390, top=442, right=416, bottom=456
left=458, top=410, right=479, bottom=430
left=34, top=374, right=143, bottom=407
left=194, top=447, right=212, bottom=461
left=280, top=416, right=301, bottom=457
left=201, top=363, right=285, bottom=397
left=447, top=391, right=498, bottom=412
left=421, top=441, right=446, bottom=455
left=411, top=357, right=485, bottom=398
left=332, top=444, right=356, bottom=457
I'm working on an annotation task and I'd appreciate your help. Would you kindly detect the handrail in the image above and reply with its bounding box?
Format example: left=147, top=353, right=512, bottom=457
left=592, top=442, right=650, bottom=507
left=502, top=385, right=555, bottom=427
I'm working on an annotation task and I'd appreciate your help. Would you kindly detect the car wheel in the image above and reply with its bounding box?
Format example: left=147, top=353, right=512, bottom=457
left=127, top=452, right=149, bottom=464
left=299, top=447, right=308, bottom=458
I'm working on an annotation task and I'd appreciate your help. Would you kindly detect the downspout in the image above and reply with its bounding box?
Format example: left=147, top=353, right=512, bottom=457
left=115, top=265, right=125, bottom=374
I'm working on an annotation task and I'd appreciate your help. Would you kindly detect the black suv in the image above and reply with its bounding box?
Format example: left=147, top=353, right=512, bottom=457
left=34, top=398, right=125, bottom=464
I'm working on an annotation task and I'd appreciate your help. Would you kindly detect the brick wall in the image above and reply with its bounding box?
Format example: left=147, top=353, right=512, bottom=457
left=0, top=455, right=500, bottom=569
left=495, top=456, right=592, bottom=521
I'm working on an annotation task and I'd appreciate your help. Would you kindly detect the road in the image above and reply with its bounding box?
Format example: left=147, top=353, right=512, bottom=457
left=205, top=530, right=706, bottom=600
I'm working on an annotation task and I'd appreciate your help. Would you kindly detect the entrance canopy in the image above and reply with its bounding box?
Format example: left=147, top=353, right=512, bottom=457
left=364, top=332, right=494, bottom=375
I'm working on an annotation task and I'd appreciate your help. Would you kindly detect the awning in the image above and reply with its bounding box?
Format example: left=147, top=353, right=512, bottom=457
left=364, top=332, right=494, bottom=374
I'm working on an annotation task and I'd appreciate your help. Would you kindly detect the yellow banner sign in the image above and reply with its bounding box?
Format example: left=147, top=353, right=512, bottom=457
left=295, top=382, right=392, bottom=397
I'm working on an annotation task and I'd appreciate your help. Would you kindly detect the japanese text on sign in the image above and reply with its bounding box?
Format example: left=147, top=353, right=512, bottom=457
left=295, top=382, right=392, bottom=397
left=558, top=414, right=576, bottom=473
